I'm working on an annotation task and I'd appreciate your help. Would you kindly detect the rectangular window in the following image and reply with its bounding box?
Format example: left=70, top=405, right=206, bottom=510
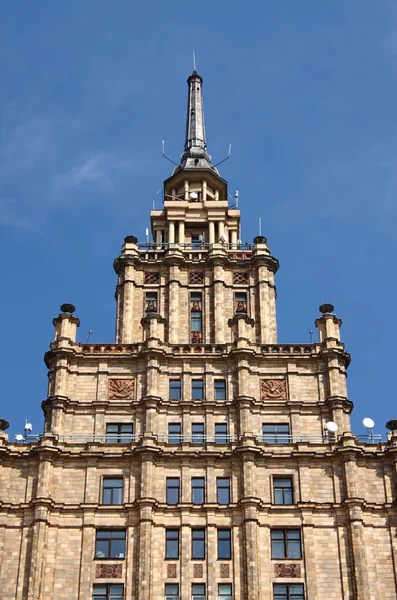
left=102, top=477, right=123, bottom=505
left=192, top=583, right=206, bottom=600
left=93, top=584, right=124, bottom=600
left=106, top=423, right=133, bottom=444
left=273, top=477, right=294, bottom=505
left=215, top=423, right=228, bottom=444
left=191, top=233, right=203, bottom=248
left=169, top=379, right=182, bottom=400
left=271, top=530, right=302, bottom=559
left=262, top=424, right=290, bottom=444
left=168, top=423, right=182, bottom=444
left=217, top=529, right=231, bottom=559
left=214, top=379, right=226, bottom=400
left=191, top=292, right=203, bottom=342
left=145, top=291, right=158, bottom=314
left=165, top=583, right=179, bottom=600
left=165, top=529, right=179, bottom=559
left=218, top=584, right=232, bottom=600
left=191, top=312, right=202, bottom=332
left=95, top=530, right=126, bottom=559
left=234, top=292, right=247, bottom=313
left=273, top=583, right=305, bottom=600
left=217, top=477, right=231, bottom=504
left=192, top=379, right=204, bottom=400
left=166, top=477, right=180, bottom=505
left=191, top=528, right=206, bottom=559
left=192, top=422, right=205, bottom=444
left=191, top=477, right=205, bottom=505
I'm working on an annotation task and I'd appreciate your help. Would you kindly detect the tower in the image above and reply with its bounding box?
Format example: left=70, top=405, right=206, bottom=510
left=0, top=70, right=397, bottom=600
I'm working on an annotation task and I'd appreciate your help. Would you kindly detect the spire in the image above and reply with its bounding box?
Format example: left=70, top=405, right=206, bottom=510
left=180, top=71, right=214, bottom=170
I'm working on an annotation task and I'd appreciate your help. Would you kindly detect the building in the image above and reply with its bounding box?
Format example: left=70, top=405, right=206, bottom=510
left=0, top=70, right=397, bottom=600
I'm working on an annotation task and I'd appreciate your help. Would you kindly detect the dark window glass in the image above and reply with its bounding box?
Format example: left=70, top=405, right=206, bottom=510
left=192, top=528, right=205, bottom=559
left=166, top=477, right=180, bottom=505
left=166, top=529, right=179, bottom=559
left=169, top=379, right=182, bottom=400
left=106, top=423, right=133, bottom=444
left=93, top=584, right=124, bottom=600
left=145, top=291, right=158, bottom=314
left=217, top=529, right=231, bottom=559
left=273, top=477, right=294, bottom=505
left=168, top=423, right=181, bottom=444
left=192, top=583, right=206, bottom=600
left=191, top=234, right=203, bottom=248
left=262, top=424, right=290, bottom=444
left=191, top=312, right=202, bottom=332
left=165, top=583, right=179, bottom=600
left=95, top=530, right=126, bottom=559
left=218, top=583, right=232, bottom=600
left=192, top=423, right=205, bottom=444
left=271, top=530, right=302, bottom=559
left=234, top=292, right=247, bottom=313
left=217, top=478, right=230, bottom=504
left=192, top=380, right=204, bottom=400
left=191, top=477, right=205, bottom=505
left=214, top=379, right=226, bottom=400
left=215, top=423, right=228, bottom=444
left=102, top=477, right=123, bottom=505
left=273, top=583, right=304, bottom=600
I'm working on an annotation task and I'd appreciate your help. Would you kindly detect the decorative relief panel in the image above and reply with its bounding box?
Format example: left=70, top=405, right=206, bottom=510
left=274, top=563, right=301, bottom=578
left=108, top=378, right=135, bottom=400
left=189, top=272, right=204, bottom=284
left=193, top=564, right=203, bottom=578
left=167, top=564, right=177, bottom=578
left=95, top=564, right=122, bottom=578
left=260, top=379, right=287, bottom=400
left=220, top=564, right=230, bottom=578
left=191, top=332, right=203, bottom=343
left=233, top=272, right=248, bottom=285
left=144, top=272, right=160, bottom=284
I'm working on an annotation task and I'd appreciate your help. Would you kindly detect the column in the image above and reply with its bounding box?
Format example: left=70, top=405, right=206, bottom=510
left=169, top=221, right=175, bottom=245
left=78, top=519, right=96, bottom=599
left=243, top=516, right=260, bottom=600
left=121, top=264, right=135, bottom=343
left=202, top=180, right=207, bottom=201
left=168, top=263, right=180, bottom=344
left=184, top=180, right=189, bottom=200
left=209, top=221, right=215, bottom=244
left=218, top=221, right=225, bottom=242
left=231, top=230, right=237, bottom=246
left=301, top=523, right=318, bottom=598
left=213, top=264, right=225, bottom=343
left=179, top=221, right=185, bottom=245
left=156, top=230, right=162, bottom=247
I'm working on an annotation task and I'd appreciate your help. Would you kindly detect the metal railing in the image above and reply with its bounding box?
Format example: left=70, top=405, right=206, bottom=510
left=156, top=434, right=238, bottom=444
left=136, top=242, right=254, bottom=251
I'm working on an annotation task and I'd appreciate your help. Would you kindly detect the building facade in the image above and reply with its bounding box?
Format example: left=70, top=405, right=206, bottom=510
left=1, top=71, right=397, bottom=600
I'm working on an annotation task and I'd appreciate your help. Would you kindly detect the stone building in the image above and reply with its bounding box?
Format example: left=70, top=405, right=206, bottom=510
left=0, top=70, right=397, bottom=600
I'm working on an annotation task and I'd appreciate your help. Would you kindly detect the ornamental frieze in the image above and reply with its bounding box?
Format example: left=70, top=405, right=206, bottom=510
left=260, top=378, right=288, bottom=400
left=274, top=563, right=301, bottom=578
left=108, top=378, right=135, bottom=400
left=95, top=563, right=122, bottom=578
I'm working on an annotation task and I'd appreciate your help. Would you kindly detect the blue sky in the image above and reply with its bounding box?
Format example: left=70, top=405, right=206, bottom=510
left=1, top=1, right=396, bottom=438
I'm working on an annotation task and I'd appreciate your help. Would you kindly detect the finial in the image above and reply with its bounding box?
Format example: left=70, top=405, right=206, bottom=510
left=60, top=303, right=76, bottom=314
left=319, top=303, right=334, bottom=314
left=0, top=419, right=9, bottom=431
left=386, top=419, right=397, bottom=432
left=193, top=50, right=196, bottom=71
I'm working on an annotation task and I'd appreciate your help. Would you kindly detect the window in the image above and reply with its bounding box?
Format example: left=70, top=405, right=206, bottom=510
left=215, top=423, right=228, bottom=444
left=165, top=584, right=179, bottom=600
left=192, top=528, right=205, bottom=559
left=102, top=477, right=123, bottom=505
left=192, top=379, right=204, bottom=400
left=166, top=477, right=180, bottom=505
left=218, top=584, right=232, bottom=600
left=191, top=292, right=203, bottom=343
left=192, top=583, right=206, bottom=600
left=145, top=291, right=158, bottom=314
left=191, top=233, right=203, bottom=248
left=214, top=379, right=226, bottom=400
left=271, top=530, right=301, bottom=559
left=192, top=423, right=205, bottom=444
left=168, top=423, right=182, bottom=444
left=93, top=584, right=124, bottom=600
left=217, top=478, right=230, bottom=504
left=170, top=379, right=182, bottom=400
left=273, top=584, right=305, bottom=600
left=273, top=477, right=294, bottom=505
left=234, top=292, right=247, bottom=313
left=217, top=529, right=231, bottom=559
left=106, top=423, right=133, bottom=444
left=166, top=529, right=179, bottom=559
left=95, top=530, right=126, bottom=559
left=191, top=477, right=205, bottom=505
left=262, top=424, right=290, bottom=444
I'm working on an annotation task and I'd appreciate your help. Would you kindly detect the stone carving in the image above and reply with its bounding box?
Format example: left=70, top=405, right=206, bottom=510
left=191, top=301, right=202, bottom=311
left=95, top=563, right=122, bottom=578
left=167, top=564, right=177, bottom=578
left=233, top=272, right=248, bottom=285
left=191, top=331, right=203, bottom=343
left=220, top=563, right=230, bottom=578
left=189, top=272, right=204, bottom=284
left=144, top=272, right=160, bottom=284
left=193, top=564, right=203, bottom=578
left=260, top=379, right=287, bottom=400
left=145, top=299, right=157, bottom=313
left=109, top=379, right=135, bottom=400
left=235, top=300, right=247, bottom=313
left=274, top=563, right=301, bottom=578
